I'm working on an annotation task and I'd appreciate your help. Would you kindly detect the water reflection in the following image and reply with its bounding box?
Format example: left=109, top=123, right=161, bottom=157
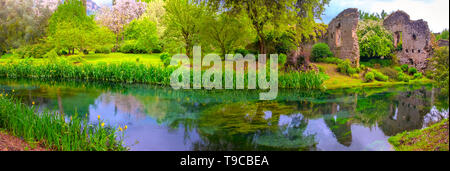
left=0, top=79, right=448, bottom=151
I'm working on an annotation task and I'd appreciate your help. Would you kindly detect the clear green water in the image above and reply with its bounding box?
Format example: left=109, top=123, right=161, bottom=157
left=1, top=78, right=448, bottom=151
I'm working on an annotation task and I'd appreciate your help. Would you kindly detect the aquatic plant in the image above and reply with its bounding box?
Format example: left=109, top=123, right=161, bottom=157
left=0, top=59, right=327, bottom=90
left=0, top=96, right=127, bottom=151
left=279, top=71, right=329, bottom=89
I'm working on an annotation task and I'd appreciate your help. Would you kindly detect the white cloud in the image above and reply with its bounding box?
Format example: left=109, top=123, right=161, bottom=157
left=92, top=0, right=112, bottom=6
left=321, top=0, right=449, bottom=32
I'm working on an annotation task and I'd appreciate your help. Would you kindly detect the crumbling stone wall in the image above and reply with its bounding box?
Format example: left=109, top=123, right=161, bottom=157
left=383, top=11, right=432, bottom=71
left=327, top=8, right=360, bottom=67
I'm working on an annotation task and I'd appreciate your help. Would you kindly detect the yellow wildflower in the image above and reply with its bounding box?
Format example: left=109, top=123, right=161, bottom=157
left=12, top=89, right=15, bottom=92
left=97, top=115, right=100, bottom=120
left=32, top=101, right=35, bottom=105
left=124, top=125, right=128, bottom=130
left=101, top=122, right=105, bottom=127
left=119, top=127, right=123, bottom=132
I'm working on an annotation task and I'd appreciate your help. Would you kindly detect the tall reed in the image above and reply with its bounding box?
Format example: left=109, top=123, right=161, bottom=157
left=0, top=96, right=127, bottom=151
left=0, top=58, right=328, bottom=90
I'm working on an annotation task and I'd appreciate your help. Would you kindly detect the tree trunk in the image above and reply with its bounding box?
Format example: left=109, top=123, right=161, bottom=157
left=82, top=0, right=87, bottom=14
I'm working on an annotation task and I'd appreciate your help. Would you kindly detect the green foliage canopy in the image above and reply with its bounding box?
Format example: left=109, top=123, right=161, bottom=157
left=357, top=20, right=394, bottom=59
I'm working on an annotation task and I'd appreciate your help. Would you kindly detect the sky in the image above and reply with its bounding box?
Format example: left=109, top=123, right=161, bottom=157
left=92, top=0, right=449, bottom=32
left=320, top=0, right=449, bottom=32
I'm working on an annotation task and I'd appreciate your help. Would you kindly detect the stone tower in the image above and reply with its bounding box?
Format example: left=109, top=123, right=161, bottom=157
left=327, top=8, right=360, bottom=67
left=383, top=11, right=432, bottom=71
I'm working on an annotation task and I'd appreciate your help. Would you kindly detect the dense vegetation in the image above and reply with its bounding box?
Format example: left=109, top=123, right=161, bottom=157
left=0, top=96, right=127, bottom=151
left=389, top=119, right=449, bottom=151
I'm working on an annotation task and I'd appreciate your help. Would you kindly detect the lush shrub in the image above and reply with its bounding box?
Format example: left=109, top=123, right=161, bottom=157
left=373, top=70, right=388, bottom=81
left=347, top=67, right=357, bottom=75
left=278, top=53, right=287, bottom=68
left=337, top=59, right=352, bottom=74
left=311, top=43, right=333, bottom=61
left=408, top=67, right=417, bottom=75
left=163, top=57, right=172, bottom=67
left=43, top=49, right=59, bottom=59
left=95, top=46, right=111, bottom=54
left=394, top=66, right=402, bottom=72
left=317, top=65, right=325, bottom=73
left=59, top=50, right=68, bottom=56
left=365, top=72, right=375, bottom=82
left=160, top=52, right=171, bottom=62
left=359, top=64, right=367, bottom=71
left=151, top=45, right=163, bottom=53
left=234, top=48, right=250, bottom=56
left=120, top=40, right=147, bottom=54
left=83, top=49, right=89, bottom=55
left=413, top=72, right=423, bottom=79
left=379, top=67, right=398, bottom=80
left=398, top=72, right=410, bottom=82
left=12, top=43, right=52, bottom=58
left=401, top=64, right=409, bottom=72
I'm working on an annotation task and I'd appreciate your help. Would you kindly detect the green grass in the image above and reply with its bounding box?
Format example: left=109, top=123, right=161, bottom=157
left=82, top=52, right=162, bottom=64
left=0, top=57, right=174, bottom=85
left=0, top=52, right=162, bottom=65
left=0, top=96, right=127, bottom=151
left=388, top=119, right=449, bottom=151
left=316, top=63, right=433, bottom=89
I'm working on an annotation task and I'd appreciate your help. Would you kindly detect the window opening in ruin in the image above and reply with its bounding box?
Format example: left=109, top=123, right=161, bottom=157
left=412, top=49, right=415, bottom=53
left=394, top=31, right=403, bottom=51
left=335, top=23, right=342, bottom=47
left=405, top=49, right=408, bottom=53
left=418, top=49, right=421, bottom=53
left=409, top=58, right=414, bottom=65
left=412, top=34, right=417, bottom=40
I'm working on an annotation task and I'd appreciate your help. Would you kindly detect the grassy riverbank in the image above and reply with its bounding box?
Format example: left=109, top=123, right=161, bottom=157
left=388, top=119, right=449, bottom=151
left=316, top=62, right=434, bottom=90
left=0, top=53, right=434, bottom=90
left=0, top=96, right=127, bottom=151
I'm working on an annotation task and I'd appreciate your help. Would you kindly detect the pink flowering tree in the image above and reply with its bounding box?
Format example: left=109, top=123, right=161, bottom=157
left=96, top=0, right=147, bottom=50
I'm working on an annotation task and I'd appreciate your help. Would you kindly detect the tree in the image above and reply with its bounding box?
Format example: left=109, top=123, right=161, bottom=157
left=47, top=0, right=105, bottom=54
left=357, top=20, right=394, bottom=59
left=205, top=0, right=330, bottom=54
left=430, top=47, right=449, bottom=95
left=0, top=0, right=59, bottom=54
left=201, top=12, right=254, bottom=58
left=163, top=0, right=206, bottom=57
left=141, top=0, right=166, bottom=38
left=96, top=0, right=147, bottom=50
left=436, top=29, right=449, bottom=41
left=123, top=18, right=159, bottom=53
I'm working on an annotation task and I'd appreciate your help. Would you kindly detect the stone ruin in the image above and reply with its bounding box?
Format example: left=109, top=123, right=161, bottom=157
left=327, top=8, right=360, bottom=67
left=383, top=11, right=433, bottom=71
left=288, top=8, right=434, bottom=71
